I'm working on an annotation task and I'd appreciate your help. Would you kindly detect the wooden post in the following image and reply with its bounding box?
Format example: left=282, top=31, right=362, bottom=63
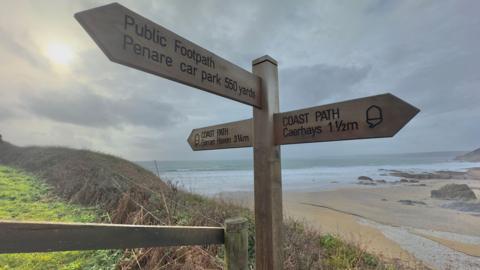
left=224, top=218, right=248, bottom=270
left=252, top=55, right=283, bottom=270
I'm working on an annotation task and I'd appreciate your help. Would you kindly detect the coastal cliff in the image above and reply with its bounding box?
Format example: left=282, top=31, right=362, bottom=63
left=455, top=148, right=480, bottom=162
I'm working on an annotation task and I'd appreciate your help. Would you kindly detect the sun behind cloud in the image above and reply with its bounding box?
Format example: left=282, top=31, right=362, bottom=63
left=44, top=42, right=74, bottom=66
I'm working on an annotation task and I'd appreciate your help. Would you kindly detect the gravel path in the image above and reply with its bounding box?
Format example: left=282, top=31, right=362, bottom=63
left=412, top=228, right=480, bottom=246
left=359, top=218, right=480, bottom=270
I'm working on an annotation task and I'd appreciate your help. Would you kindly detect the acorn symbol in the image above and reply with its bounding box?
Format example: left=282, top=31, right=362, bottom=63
left=366, top=105, right=383, bottom=128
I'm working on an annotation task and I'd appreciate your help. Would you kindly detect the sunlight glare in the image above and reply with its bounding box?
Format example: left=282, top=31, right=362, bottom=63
left=45, top=43, right=74, bottom=66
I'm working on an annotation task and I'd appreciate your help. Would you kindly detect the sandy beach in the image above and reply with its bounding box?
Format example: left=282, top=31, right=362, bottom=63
left=220, top=169, right=480, bottom=269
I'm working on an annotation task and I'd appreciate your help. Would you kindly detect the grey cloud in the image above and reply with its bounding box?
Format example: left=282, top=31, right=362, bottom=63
left=0, top=107, right=13, bottom=121
left=24, top=87, right=185, bottom=129
left=72, top=49, right=167, bottom=96
left=0, top=28, right=46, bottom=69
left=280, top=64, right=371, bottom=110
left=396, top=52, right=480, bottom=115
left=130, top=135, right=167, bottom=150
left=365, top=0, right=398, bottom=14
left=2, top=0, right=480, bottom=159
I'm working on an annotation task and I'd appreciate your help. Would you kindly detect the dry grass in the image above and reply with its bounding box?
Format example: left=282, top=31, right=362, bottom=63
left=0, top=141, right=426, bottom=269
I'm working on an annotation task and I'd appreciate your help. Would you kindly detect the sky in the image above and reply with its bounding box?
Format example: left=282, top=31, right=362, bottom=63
left=0, top=0, right=479, bottom=161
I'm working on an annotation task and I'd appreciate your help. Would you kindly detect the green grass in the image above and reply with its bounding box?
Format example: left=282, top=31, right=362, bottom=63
left=319, top=234, right=386, bottom=269
left=281, top=219, right=400, bottom=269
left=0, top=166, right=121, bottom=270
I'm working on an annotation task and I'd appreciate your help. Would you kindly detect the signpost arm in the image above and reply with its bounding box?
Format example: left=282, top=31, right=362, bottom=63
left=252, top=55, right=283, bottom=270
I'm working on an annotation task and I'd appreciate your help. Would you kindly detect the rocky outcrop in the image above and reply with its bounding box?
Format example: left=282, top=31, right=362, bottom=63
left=357, top=181, right=376, bottom=186
left=390, top=170, right=468, bottom=180
left=455, top=148, right=480, bottom=162
left=398, top=200, right=426, bottom=206
left=431, top=184, right=477, bottom=201
left=442, top=201, right=480, bottom=213
left=356, top=176, right=388, bottom=185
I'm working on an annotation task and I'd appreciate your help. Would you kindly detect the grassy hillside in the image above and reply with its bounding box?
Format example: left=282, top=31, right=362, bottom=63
left=0, top=166, right=121, bottom=269
left=0, top=141, right=413, bottom=269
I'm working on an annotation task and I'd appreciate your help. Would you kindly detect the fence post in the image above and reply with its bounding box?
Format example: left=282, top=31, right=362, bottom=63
left=225, top=217, right=248, bottom=270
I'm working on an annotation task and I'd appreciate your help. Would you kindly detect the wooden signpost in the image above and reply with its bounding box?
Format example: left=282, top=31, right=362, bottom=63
left=187, top=94, right=419, bottom=150
left=74, top=3, right=420, bottom=270
left=187, top=119, right=252, bottom=151
left=252, top=56, right=284, bottom=269
left=75, top=3, right=261, bottom=108
left=275, top=93, right=419, bottom=145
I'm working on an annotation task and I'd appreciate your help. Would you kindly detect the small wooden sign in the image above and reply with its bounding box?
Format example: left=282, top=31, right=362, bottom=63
left=274, top=93, right=419, bottom=145
left=187, top=119, right=252, bottom=151
left=75, top=3, right=261, bottom=107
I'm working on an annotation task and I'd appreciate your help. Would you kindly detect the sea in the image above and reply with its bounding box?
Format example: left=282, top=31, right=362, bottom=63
left=137, top=151, right=480, bottom=196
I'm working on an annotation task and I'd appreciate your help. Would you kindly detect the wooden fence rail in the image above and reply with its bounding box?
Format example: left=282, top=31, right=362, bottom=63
left=0, top=218, right=248, bottom=269
left=0, top=220, right=224, bottom=254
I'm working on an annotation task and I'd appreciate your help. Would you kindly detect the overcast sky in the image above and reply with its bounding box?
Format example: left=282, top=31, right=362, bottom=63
left=0, top=0, right=479, bottom=161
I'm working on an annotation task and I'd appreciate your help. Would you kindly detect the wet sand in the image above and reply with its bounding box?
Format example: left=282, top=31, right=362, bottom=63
left=286, top=180, right=480, bottom=236
left=220, top=173, right=480, bottom=269
left=468, top=168, right=480, bottom=180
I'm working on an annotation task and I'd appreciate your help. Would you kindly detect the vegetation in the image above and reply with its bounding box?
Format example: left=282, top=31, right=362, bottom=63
left=0, top=142, right=420, bottom=269
left=0, top=166, right=122, bottom=270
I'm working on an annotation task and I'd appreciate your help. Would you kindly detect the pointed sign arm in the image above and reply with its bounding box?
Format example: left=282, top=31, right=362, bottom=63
left=274, top=93, right=420, bottom=145
left=75, top=3, right=262, bottom=107
left=187, top=119, right=253, bottom=151
left=186, top=93, right=419, bottom=150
